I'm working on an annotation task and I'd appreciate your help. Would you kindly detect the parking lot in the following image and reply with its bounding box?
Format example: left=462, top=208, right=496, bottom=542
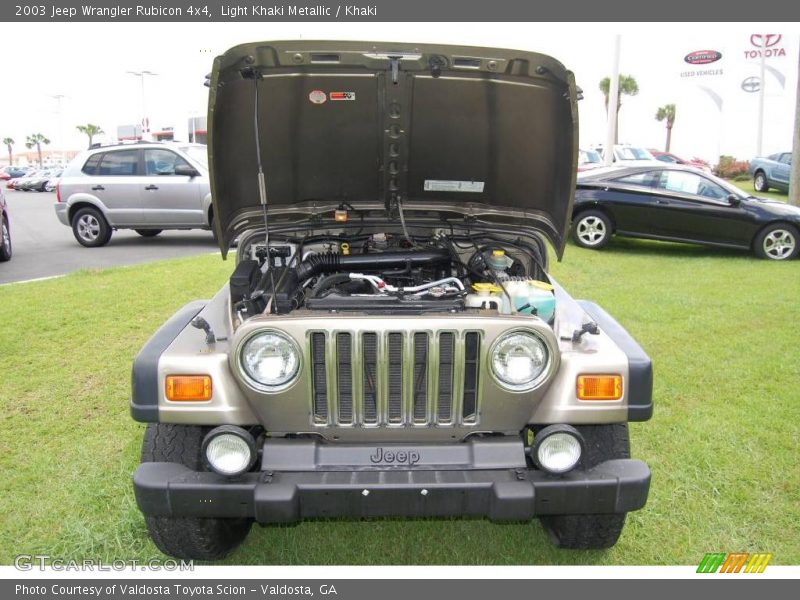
left=1, top=189, right=218, bottom=285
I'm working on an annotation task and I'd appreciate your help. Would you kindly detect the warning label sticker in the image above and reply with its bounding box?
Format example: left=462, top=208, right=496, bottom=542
left=424, top=180, right=485, bottom=193
left=308, top=89, right=327, bottom=104
left=329, top=91, right=356, bottom=101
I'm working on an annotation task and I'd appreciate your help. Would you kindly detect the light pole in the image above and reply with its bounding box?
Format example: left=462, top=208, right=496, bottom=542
left=127, top=70, right=158, bottom=140
left=49, top=94, right=67, bottom=164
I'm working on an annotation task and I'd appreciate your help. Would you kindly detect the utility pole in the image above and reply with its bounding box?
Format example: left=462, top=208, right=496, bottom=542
left=789, top=38, right=800, bottom=207
left=126, top=70, right=158, bottom=140
left=604, top=35, right=621, bottom=166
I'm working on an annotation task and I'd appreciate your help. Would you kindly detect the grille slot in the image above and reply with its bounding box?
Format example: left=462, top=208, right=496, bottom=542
left=336, top=333, right=353, bottom=423
left=309, top=330, right=479, bottom=427
left=362, top=333, right=378, bottom=423
left=387, top=333, right=404, bottom=423
left=412, top=332, right=429, bottom=422
left=437, top=333, right=455, bottom=422
left=462, top=332, right=480, bottom=422
left=311, top=333, right=328, bottom=423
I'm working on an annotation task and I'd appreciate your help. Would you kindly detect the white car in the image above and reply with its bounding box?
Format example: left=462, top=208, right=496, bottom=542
left=592, top=144, right=658, bottom=164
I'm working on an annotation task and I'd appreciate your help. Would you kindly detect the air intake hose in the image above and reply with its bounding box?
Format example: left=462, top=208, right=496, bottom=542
left=295, top=249, right=451, bottom=282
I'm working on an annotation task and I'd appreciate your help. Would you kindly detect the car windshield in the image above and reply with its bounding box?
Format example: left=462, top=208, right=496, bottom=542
left=618, top=147, right=654, bottom=160
left=579, top=150, right=602, bottom=164
left=179, top=145, right=208, bottom=169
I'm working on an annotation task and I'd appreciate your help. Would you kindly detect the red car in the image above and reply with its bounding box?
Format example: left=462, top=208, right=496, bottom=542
left=649, top=149, right=711, bottom=172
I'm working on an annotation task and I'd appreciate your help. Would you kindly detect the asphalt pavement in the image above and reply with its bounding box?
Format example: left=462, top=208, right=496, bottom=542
left=1, top=189, right=220, bottom=285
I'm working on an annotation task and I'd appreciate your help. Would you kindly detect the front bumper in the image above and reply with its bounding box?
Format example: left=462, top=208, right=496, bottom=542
left=134, top=459, right=650, bottom=523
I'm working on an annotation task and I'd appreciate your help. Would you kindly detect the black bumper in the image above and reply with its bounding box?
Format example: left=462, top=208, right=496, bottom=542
left=134, top=459, right=651, bottom=523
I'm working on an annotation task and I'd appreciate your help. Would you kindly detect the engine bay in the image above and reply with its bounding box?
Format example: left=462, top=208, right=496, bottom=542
left=229, top=230, right=557, bottom=324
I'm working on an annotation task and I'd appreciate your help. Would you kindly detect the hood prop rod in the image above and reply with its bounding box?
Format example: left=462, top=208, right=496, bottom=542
left=250, top=71, right=278, bottom=313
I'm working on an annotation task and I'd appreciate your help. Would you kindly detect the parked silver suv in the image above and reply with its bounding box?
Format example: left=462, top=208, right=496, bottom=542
left=55, top=142, right=213, bottom=247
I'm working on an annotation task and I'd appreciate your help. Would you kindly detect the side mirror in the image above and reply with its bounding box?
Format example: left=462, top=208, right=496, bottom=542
left=727, top=194, right=742, bottom=207
left=175, top=164, right=200, bottom=178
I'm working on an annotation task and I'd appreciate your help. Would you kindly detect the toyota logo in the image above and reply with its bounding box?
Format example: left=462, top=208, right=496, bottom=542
left=750, top=34, right=782, bottom=48
left=741, top=77, right=761, bottom=93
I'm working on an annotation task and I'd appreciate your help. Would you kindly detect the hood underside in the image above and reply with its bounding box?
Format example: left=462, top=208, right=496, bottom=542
left=207, top=40, right=579, bottom=257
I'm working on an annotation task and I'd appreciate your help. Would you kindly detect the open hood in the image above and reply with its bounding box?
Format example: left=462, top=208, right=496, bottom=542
left=208, top=40, right=579, bottom=257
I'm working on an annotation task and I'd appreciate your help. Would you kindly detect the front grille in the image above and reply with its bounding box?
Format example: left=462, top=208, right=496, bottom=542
left=310, top=330, right=481, bottom=427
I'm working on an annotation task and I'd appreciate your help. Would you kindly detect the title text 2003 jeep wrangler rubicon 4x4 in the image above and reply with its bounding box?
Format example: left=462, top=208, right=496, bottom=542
left=131, top=41, right=653, bottom=560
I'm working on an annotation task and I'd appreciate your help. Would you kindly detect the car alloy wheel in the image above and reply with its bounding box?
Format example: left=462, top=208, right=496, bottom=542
left=754, top=173, right=767, bottom=192
left=76, top=213, right=101, bottom=243
left=762, top=228, right=797, bottom=260
left=575, top=215, right=608, bottom=247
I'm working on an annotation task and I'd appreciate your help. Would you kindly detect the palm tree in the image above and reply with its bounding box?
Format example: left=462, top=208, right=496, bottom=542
left=76, top=124, right=104, bottom=148
left=25, top=133, right=50, bottom=167
left=599, top=75, right=640, bottom=144
left=2, top=138, right=13, bottom=166
left=655, top=104, right=677, bottom=152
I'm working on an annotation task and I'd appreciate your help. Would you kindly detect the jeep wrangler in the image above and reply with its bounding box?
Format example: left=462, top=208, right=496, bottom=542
left=131, top=40, right=652, bottom=560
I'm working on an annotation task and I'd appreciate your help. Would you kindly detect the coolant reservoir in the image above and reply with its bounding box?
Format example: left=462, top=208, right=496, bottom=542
left=466, top=283, right=503, bottom=311
left=486, top=249, right=514, bottom=272
left=503, top=279, right=556, bottom=321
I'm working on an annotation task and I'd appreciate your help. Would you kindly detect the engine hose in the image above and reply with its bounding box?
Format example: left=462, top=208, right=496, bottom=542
left=311, top=273, right=354, bottom=296
left=294, top=249, right=451, bottom=283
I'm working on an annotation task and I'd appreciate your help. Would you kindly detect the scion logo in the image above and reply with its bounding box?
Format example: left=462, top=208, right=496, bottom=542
left=697, top=552, right=772, bottom=573
left=369, top=447, right=421, bottom=465
left=745, top=33, right=786, bottom=58
left=741, top=77, right=761, bottom=93
left=684, top=50, right=722, bottom=65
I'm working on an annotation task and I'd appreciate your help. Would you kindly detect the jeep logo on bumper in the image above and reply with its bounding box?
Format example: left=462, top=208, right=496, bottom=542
left=370, top=447, right=421, bottom=465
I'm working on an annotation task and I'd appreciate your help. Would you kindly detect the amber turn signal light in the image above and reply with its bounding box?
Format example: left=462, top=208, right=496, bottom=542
left=165, top=375, right=212, bottom=402
left=576, top=374, right=622, bottom=401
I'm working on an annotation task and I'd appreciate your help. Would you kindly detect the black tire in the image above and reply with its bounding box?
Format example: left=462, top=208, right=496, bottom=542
left=0, top=216, right=12, bottom=262
left=141, top=424, right=252, bottom=560
left=571, top=210, right=613, bottom=249
left=135, top=229, right=163, bottom=237
left=71, top=206, right=112, bottom=247
left=753, top=171, right=769, bottom=193
left=753, top=223, right=800, bottom=261
left=539, top=424, right=631, bottom=549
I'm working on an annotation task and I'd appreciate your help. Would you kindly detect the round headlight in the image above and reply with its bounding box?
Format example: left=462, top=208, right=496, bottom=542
left=491, top=331, right=550, bottom=390
left=202, top=426, right=256, bottom=477
left=239, top=331, right=300, bottom=391
left=532, top=425, right=583, bottom=474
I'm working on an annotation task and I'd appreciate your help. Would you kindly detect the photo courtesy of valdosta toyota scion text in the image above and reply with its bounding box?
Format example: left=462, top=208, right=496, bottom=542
left=0, top=0, right=799, bottom=593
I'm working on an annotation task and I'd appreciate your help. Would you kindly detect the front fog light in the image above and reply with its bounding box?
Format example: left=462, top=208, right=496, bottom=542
left=532, top=425, right=583, bottom=474
left=202, top=426, right=256, bottom=477
left=238, top=330, right=300, bottom=391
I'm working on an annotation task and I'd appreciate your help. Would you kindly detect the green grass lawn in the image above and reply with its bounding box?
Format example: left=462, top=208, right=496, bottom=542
left=1, top=242, right=799, bottom=565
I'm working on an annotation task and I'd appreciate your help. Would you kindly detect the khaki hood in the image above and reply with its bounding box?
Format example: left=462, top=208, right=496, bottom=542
left=208, top=40, right=579, bottom=257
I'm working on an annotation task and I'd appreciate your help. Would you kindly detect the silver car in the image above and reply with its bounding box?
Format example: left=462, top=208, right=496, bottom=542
left=55, top=142, right=213, bottom=247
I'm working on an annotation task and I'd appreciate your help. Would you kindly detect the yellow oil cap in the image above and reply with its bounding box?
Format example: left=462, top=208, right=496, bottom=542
left=528, top=279, right=555, bottom=291
left=472, top=282, right=502, bottom=294
left=492, top=249, right=505, bottom=257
